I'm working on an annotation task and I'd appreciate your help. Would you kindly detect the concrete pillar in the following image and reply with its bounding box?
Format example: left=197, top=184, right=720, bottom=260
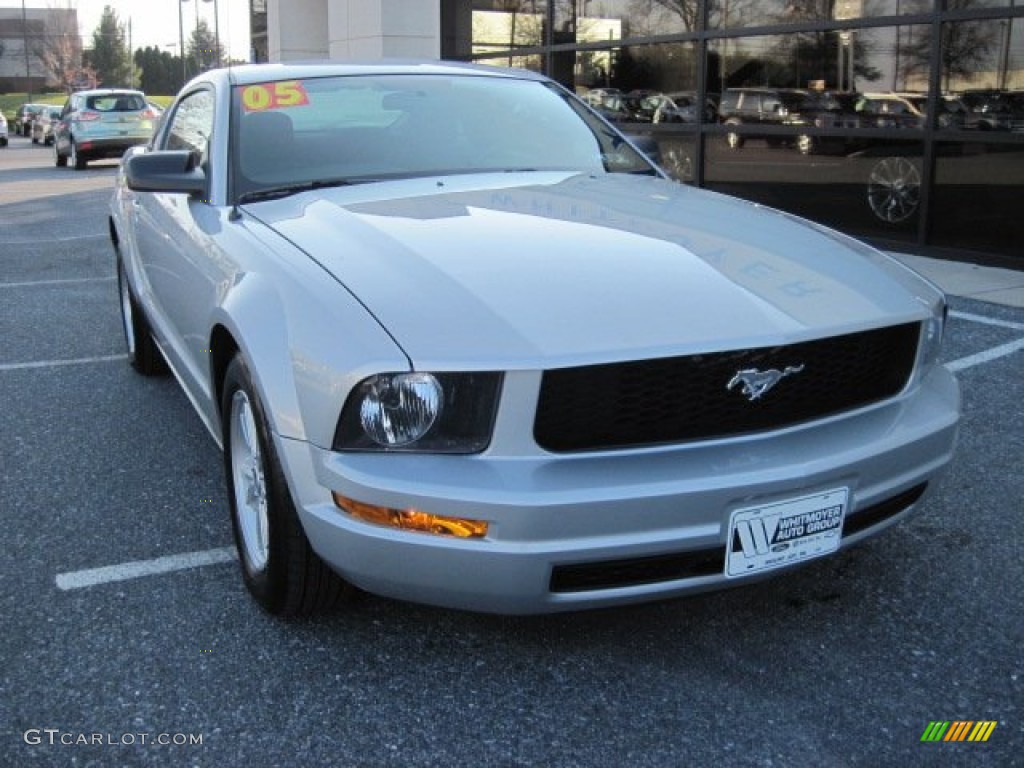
left=268, top=0, right=329, bottom=62
left=328, top=0, right=441, bottom=59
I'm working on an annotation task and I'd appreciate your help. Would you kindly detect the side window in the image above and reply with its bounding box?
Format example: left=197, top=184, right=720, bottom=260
left=163, top=89, right=215, bottom=167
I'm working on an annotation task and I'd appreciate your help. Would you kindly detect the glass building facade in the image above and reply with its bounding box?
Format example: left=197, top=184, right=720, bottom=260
left=441, top=0, right=1024, bottom=264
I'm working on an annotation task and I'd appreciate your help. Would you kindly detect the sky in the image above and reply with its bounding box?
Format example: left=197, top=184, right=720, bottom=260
left=5, top=0, right=253, bottom=61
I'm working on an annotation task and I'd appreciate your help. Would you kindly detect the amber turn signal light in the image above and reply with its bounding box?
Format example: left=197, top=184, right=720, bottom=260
left=332, top=493, right=488, bottom=539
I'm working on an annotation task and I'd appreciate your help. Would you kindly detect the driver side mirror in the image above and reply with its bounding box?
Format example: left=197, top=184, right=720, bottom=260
left=125, top=150, right=206, bottom=195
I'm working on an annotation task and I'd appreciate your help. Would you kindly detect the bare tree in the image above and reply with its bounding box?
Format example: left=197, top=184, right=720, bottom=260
left=901, top=12, right=998, bottom=91
left=29, top=2, right=94, bottom=93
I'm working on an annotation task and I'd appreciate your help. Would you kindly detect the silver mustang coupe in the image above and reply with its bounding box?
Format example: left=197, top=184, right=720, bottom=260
left=110, top=61, right=959, bottom=616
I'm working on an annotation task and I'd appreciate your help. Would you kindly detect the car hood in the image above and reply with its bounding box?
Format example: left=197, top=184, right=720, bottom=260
left=246, top=172, right=933, bottom=370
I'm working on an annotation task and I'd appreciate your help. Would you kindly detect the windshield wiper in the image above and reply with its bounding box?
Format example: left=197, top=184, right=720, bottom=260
left=235, top=177, right=366, bottom=206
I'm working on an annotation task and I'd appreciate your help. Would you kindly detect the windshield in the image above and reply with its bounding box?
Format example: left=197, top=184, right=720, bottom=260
left=230, top=73, right=653, bottom=199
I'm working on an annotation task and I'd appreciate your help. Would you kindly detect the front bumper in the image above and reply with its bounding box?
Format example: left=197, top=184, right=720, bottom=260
left=280, top=365, right=959, bottom=614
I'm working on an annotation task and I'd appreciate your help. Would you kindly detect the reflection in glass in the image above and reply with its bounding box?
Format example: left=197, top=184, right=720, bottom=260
left=707, top=0, right=931, bottom=30
left=651, top=135, right=697, bottom=182
left=563, top=44, right=700, bottom=123
left=443, top=1, right=547, bottom=60
left=705, top=139, right=923, bottom=243
left=940, top=18, right=1020, bottom=92
left=472, top=4, right=546, bottom=54
left=709, top=26, right=931, bottom=94
left=932, top=145, right=1024, bottom=257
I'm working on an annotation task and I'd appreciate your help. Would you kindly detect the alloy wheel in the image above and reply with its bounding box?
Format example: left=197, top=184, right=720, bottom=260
left=230, top=390, right=270, bottom=572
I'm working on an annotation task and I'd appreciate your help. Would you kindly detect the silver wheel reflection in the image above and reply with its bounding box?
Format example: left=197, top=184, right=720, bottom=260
left=230, top=390, right=269, bottom=572
left=662, top=146, right=694, bottom=182
left=867, top=156, right=920, bottom=224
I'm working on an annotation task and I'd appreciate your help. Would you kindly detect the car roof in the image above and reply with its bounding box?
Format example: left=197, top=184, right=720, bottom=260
left=199, top=59, right=549, bottom=89
left=72, top=88, right=146, bottom=97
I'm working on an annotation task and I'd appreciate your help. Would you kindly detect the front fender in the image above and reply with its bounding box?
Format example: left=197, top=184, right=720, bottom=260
left=208, top=223, right=409, bottom=450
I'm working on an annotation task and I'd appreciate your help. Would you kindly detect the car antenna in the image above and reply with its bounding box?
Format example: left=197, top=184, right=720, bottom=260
left=224, top=1, right=241, bottom=223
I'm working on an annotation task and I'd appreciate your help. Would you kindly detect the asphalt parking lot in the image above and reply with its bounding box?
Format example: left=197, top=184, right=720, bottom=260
left=2, top=136, right=1021, bottom=768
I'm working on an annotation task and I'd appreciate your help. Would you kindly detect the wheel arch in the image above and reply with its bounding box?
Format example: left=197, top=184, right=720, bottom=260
left=209, top=323, right=239, bottom=426
left=207, top=274, right=309, bottom=446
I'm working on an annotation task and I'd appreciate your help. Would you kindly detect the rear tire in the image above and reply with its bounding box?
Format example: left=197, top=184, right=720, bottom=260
left=222, top=356, right=351, bottom=616
left=71, top=140, right=87, bottom=170
left=117, top=257, right=167, bottom=375
left=55, top=141, right=67, bottom=167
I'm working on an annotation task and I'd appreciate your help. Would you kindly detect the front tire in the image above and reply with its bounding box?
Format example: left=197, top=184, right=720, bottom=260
left=222, top=356, right=351, bottom=616
left=55, top=141, right=67, bottom=167
left=725, top=119, right=744, bottom=149
left=796, top=134, right=816, bottom=155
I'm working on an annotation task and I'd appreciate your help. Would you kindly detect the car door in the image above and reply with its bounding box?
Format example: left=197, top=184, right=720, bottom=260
left=130, top=87, right=222, bottom=409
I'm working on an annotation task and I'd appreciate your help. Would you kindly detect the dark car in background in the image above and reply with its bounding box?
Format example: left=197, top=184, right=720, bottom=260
left=718, top=87, right=814, bottom=149
left=958, top=89, right=1016, bottom=131
left=31, top=106, right=63, bottom=146
left=855, top=93, right=925, bottom=129
left=794, top=91, right=862, bottom=155
left=896, top=92, right=967, bottom=130
left=54, top=89, right=159, bottom=170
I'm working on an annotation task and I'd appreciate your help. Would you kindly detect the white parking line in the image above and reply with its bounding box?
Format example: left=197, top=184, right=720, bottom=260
left=947, top=337, right=1024, bottom=373
left=0, top=276, right=115, bottom=289
left=950, top=310, right=1024, bottom=333
left=0, top=354, right=127, bottom=372
left=56, top=547, right=237, bottom=591
left=0, top=233, right=107, bottom=246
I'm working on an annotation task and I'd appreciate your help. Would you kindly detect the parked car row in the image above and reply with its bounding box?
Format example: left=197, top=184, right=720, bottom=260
left=580, top=85, right=1024, bottom=155
left=717, top=86, right=1024, bottom=155
left=583, top=87, right=720, bottom=125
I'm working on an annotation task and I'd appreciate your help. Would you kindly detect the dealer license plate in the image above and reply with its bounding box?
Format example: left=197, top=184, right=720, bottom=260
left=725, top=488, right=848, bottom=578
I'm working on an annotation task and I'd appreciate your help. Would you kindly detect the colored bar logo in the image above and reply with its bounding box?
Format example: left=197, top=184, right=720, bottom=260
left=921, top=721, right=997, bottom=742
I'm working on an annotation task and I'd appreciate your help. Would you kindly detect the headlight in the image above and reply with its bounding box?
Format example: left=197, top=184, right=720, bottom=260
left=358, top=372, right=442, bottom=447
left=334, top=372, right=502, bottom=453
left=919, top=298, right=948, bottom=369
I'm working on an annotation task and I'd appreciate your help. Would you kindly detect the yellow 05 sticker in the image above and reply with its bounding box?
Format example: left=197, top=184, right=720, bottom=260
left=241, top=80, right=310, bottom=112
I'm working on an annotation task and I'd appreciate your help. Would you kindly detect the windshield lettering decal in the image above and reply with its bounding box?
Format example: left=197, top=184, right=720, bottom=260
left=241, top=81, right=310, bottom=113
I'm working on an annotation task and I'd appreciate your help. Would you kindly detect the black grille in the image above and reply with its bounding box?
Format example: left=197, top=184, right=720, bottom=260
left=535, top=323, right=920, bottom=452
left=549, top=483, right=927, bottom=593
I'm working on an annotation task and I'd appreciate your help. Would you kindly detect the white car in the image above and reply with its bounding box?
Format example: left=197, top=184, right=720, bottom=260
left=0, top=112, right=8, bottom=147
left=111, top=61, right=960, bottom=616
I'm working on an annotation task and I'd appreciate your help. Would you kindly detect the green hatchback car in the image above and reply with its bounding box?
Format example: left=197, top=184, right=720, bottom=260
left=54, top=89, right=158, bottom=170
